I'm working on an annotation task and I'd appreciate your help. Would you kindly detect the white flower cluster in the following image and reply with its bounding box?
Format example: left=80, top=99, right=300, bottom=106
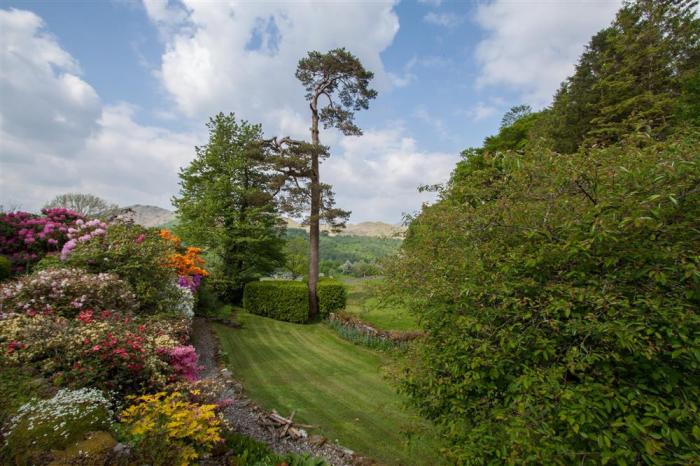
left=3, top=388, right=113, bottom=443
left=173, top=282, right=195, bottom=320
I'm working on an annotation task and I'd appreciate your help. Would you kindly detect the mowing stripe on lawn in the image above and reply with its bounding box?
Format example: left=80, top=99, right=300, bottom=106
left=213, top=313, right=444, bottom=465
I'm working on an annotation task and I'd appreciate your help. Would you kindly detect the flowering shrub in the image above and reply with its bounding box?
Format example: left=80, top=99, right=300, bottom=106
left=0, top=208, right=84, bottom=273
left=119, top=391, right=222, bottom=466
left=2, top=388, right=112, bottom=461
left=60, top=218, right=108, bottom=260
left=160, top=229, right=208, bottom=293
left=172, top=282, right=195, bottom=320
left=0, top=311, right=195, bottom=393
left=166, top=345, right=200, bottom=382
left=65, top=312, right=173, bottom=392
left=64, top=223, right=180, bottom=314
left=0, top=267, right=138, bottom=317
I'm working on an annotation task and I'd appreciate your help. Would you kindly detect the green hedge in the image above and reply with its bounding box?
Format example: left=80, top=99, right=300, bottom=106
left=0, top=255, right=10, bottom=281
left=317, top=280, right=346, bottom=316
left=243, top=281, right=309, bottom=323
left=243, top=279, right=346, bottom=323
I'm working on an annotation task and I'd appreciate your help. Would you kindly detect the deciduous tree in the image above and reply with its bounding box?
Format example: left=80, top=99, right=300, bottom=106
left=173, top=113, right=285, bottom=302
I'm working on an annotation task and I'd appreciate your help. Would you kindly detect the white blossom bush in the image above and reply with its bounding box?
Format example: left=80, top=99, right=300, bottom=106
left=172, top=282, right=195, bottom=320
left=0, top=268, right=138, bottom=317
left=2, top=388, right=113, bottom=459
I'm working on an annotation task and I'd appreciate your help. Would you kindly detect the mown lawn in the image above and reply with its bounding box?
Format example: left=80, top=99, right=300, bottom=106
left=342, top=277, right=419, bottom=332
left=213, top=313, right=443, bottom=465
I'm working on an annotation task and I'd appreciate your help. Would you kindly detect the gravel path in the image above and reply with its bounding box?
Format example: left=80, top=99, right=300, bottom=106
left=191, top=317, right=369, bottom=466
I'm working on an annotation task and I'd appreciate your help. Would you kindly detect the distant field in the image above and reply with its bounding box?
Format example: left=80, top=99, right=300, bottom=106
left=214, top=313, right=442, bottom=465
left=342, top=277, right=420, bottom=332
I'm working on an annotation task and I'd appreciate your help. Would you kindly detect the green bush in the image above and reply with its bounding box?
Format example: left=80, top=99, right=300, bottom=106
left=386, top=134, right=700, bottom=464
left=243, top=279, right=346, bottom=322
left=317, top=279, right=346, bottom=316
left=243, top=280, right=309, bottom=323
left=0, top=254, right=10, bottom=281
left=32, top=254, right=63, bottom=271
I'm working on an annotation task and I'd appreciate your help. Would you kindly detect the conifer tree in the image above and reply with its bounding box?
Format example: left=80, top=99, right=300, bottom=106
left=265, top=48, right=376, bottom=318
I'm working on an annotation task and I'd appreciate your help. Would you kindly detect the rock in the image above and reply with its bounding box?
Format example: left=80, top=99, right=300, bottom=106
left=308, top=435, right=327, bottom=447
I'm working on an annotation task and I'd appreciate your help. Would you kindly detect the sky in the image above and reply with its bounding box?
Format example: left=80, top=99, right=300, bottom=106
left=0, top=0, right=622, bottom=223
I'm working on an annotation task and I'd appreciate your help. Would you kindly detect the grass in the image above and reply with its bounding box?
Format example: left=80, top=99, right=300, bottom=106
left=213, top=313, right=443, bottom=465
left=342, top=277, right=419, bottom=332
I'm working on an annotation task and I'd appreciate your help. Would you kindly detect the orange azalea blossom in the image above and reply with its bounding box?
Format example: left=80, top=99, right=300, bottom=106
left=166, top=247, right=209, bottom=277
left=159, top=229, right=182, bottom=247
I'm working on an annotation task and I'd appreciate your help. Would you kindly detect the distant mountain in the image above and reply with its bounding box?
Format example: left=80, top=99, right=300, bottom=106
left=114, top=205, right=404, bottom=237
left=285, top=218, right=405, bottom=238
left=116, top=205, right=176, bottom=228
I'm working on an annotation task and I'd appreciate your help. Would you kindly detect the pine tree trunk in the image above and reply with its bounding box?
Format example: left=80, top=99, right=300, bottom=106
left=308, top=98, right=321, bottom=319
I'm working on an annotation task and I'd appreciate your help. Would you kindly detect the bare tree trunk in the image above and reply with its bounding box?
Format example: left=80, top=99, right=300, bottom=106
left=308, top=98, right=321, bottom=319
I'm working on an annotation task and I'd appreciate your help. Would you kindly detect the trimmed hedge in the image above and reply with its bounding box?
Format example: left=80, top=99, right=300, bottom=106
left=0, top=255, right=10, bottom=281
left=243, top=279, right=347, bottom=323
left=243, top=281, right=309, bottom=323
left=317, top=280, right=346, bottom=316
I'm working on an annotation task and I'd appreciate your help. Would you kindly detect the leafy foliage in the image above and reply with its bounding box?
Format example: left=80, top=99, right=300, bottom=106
left=173, top=113, right=285, bottom=303
left=243, top=279, right=346, bottom=322
left=545, top=0, right=699, bottom=152
left=0, top=255, right=10, bottom=281
left=119, top=391, right=222, bottom=466
left=243, top=280, right=309, bottom=323
left=387, top=133, right=700, bottom=464
left=317, top=279, right=346, bottom=315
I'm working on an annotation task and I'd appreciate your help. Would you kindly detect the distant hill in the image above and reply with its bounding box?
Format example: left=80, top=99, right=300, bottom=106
left=285, top=218, right=405, bottom=238
left=115, top=205, right=176, bottom=228
left=114, top=205, right=404, bottom=237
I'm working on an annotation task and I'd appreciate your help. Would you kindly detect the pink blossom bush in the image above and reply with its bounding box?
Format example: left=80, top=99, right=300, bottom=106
left=0, top=208, right=84, bottom=273
left=60, top=218, right=108, bottom=260
left=167, top=345, right=200, bottom=382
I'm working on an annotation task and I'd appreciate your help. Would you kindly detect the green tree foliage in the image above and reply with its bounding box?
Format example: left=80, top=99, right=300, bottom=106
left=173, top=113, right=285, bottom=302
left=546, top=0, right=699, bottom=152
left=284, top=236, right=309, bottom=279
left=387, top=2, right=700, bottom=462
left=387, top=133, right=700, bottom=464
left=483, top=108, right=544, bottom=153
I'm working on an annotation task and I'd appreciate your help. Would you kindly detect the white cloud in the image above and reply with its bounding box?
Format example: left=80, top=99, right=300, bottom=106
left=324, top=127, right=458, bottom=222
left=423, top=12, right=462, bottom=29
left=147, top=0, right=400, bottom=138
left=466, top=102, right=498, bottom=121
left=474, top=0, right=621, bottom=106
left=1, top=4, right=457, bottom=223
left=0, top=8, right=198, bottom=212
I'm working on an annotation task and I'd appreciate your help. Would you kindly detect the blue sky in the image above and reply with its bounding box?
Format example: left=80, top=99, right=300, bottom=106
left=0, top=0, right=621, bottom=222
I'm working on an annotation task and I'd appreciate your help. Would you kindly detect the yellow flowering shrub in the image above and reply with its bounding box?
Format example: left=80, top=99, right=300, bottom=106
left=119, top=391, right=222, bottom=466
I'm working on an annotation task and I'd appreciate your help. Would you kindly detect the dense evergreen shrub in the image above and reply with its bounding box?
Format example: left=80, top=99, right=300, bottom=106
left=317, top=279, right=347, bottom=316
left=0, top=255, right=10, bottom=281
left=386, top=134, right=700, bottom=464
left=243, top=281, right=309, bottom=323
left=243, top=279, right=346, bottom=322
